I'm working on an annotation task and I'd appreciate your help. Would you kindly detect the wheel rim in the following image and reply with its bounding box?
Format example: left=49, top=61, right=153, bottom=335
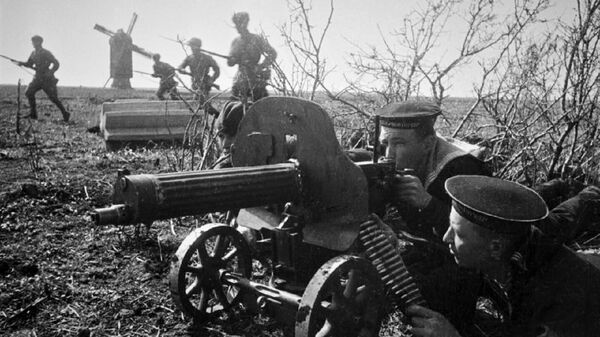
left=170, top=224, right=252, bottom=319
left=296, top=255, right=384, bottom=337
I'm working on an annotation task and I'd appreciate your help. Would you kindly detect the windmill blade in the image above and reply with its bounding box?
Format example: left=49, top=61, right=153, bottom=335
left=127, top=12, right=138, bottom=35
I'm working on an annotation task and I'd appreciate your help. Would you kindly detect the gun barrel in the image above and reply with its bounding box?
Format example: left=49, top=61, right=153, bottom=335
left=93, top=162, right=302, bottom=226
left=92, top=204, right=129, bottom=226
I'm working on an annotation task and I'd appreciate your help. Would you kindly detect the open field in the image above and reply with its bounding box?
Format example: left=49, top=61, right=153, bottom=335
left=0, top=85, right=286, bottom=337
left=0, top=85, right=598, bottom=337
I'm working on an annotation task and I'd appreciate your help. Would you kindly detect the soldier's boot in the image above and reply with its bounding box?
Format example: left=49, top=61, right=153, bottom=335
left=26, top=95, right=38, bottom=119
left=169, top=88, right=179, bottom=100
left=52, top=99, right=70, bottom=122
left=62, top=111, right=71, bottom=122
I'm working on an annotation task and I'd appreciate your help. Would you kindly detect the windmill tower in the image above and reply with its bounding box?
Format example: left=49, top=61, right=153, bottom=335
left=94, top=13, right=153, bottom=89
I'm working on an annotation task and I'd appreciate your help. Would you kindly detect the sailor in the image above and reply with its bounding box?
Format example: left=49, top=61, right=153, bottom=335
left=406, top=175, right=600, bottom=337
left=376, top=101, right=490, bottom=238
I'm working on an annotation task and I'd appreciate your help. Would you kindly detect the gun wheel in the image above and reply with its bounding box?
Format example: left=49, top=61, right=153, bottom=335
left=170, top=224, right=252, bottom=320
left=295, top=255, right=385, bottom=337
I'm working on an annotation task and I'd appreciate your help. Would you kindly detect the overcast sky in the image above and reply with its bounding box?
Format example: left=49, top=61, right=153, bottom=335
left=0, top=0, right=574, bottom=97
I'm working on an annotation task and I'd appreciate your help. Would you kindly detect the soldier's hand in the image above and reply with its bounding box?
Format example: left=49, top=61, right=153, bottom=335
left=406, top=305, right=462, bottom=337
left=393, top=175, right=432, bottom=210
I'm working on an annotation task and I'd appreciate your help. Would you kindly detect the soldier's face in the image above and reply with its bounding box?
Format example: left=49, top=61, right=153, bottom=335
left=218, top=132, right=235, bottom=153
left=443, top=208, right=490, bottom=270
left=379, top=128, right=425, bottom=170
left=235, top=21, right=248, bottom=34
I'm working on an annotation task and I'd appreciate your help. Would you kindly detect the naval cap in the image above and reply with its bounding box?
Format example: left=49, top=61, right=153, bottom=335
left=375, top=101, right=441, bottom=129
left=445, top=175, right=549, bottom=234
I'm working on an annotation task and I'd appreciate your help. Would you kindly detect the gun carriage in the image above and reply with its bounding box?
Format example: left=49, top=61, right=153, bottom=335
left=93, top=97, right=426, bottom=336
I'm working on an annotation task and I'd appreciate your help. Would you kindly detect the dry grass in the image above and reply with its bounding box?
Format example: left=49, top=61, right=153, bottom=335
left=1, top=85, right=597, bottom=337
left=0, top=85, right=286, bottom=337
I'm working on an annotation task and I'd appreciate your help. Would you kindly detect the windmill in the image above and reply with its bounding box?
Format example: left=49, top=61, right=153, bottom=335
left=94, top=13, right=153, bottom=89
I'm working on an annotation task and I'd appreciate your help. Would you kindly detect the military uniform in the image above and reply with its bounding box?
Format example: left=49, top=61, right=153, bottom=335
left=179, top=51, right=219, bottom=101
left=22, top=39, right=69, bottom=121
left=211, top=100, right=247, bottom=170
left=445, top=175, right=600, bottom=337
left=374, top=102, right=490, bottom=330
left=375, top=102, right=491, bottom=239
left=402, top=140, right=490, bottom=237
left=228, top=13, right=277, bottom=102
left=152, top=60, right=178, bottom=100
left=536, top=183, right=600, bottom=244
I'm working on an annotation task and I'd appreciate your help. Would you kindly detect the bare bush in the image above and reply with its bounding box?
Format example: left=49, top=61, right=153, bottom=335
left=456, top=0, right=600, bottom=185
left=271, top=0, right=335, bottom=101
left=345, top=0, right=547, bottom=106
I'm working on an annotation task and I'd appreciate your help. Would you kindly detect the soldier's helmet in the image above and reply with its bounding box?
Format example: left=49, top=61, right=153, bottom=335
left=187, top=37, right=202, bottom=48
left=152, top=53, right=161, bottom=61
left=232, top=12, right=250, bottom=27
left=217, top=101, right=247, bottom=137
left=31, top=35, right=43, bottom=44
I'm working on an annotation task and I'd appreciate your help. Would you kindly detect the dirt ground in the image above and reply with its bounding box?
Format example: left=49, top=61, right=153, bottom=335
left=1, top=85, right=599, bottom=337
left=0, top=86, right=297, bottom=337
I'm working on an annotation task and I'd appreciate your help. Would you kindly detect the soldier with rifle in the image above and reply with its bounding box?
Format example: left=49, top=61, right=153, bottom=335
left=178, top=37, right=220, bottom=115
left=150, top=53, right=178, bottom=100
left=14, top=35, right=70, bottom=122
left=228, top=12, right=277, bottom=103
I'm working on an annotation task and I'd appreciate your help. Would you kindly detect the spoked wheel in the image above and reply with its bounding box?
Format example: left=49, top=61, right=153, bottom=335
left=170, top=224, right=252, bottom=320
left=295, top=255, right=385, bottom=337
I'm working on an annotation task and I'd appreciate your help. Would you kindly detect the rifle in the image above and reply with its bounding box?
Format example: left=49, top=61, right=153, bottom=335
left=197, top=48, right=229, bottom=60
left=133, top=70, right=155, bottom=77
left=160, top=36, right=230, bottom=60
left=1, top=54, right=34, bottom=75
left=135, top=70, right=185, bottom=86
left=176, top=69, right=220, bottom=90
left=0, top=54, right=21, bottom=64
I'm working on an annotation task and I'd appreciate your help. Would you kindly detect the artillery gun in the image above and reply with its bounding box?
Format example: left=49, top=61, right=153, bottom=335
left=93, top=97, right=426, bottom=336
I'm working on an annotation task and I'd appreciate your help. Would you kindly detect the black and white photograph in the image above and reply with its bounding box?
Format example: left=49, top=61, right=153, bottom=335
left=1, top=0, right=599, bottom=336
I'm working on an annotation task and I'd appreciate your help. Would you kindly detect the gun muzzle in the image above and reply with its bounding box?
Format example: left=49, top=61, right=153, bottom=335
left=92, top=204, right=130, bottom=226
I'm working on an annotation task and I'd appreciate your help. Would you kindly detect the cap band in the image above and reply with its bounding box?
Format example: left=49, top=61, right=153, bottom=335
left=379, top=126, right=408, bottom=141
left=452, top=201, right=531, bottom=234
left=380, top=118, right=423, bottom=129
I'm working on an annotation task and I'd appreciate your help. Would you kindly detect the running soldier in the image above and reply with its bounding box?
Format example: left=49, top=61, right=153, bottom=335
left=178, top=37, right=220, bottom=107
left=151, top=54, right=178, bottom=100
left=228, top=12, right=277, bottom=103
left=19, top=35, right=70, bottom=122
